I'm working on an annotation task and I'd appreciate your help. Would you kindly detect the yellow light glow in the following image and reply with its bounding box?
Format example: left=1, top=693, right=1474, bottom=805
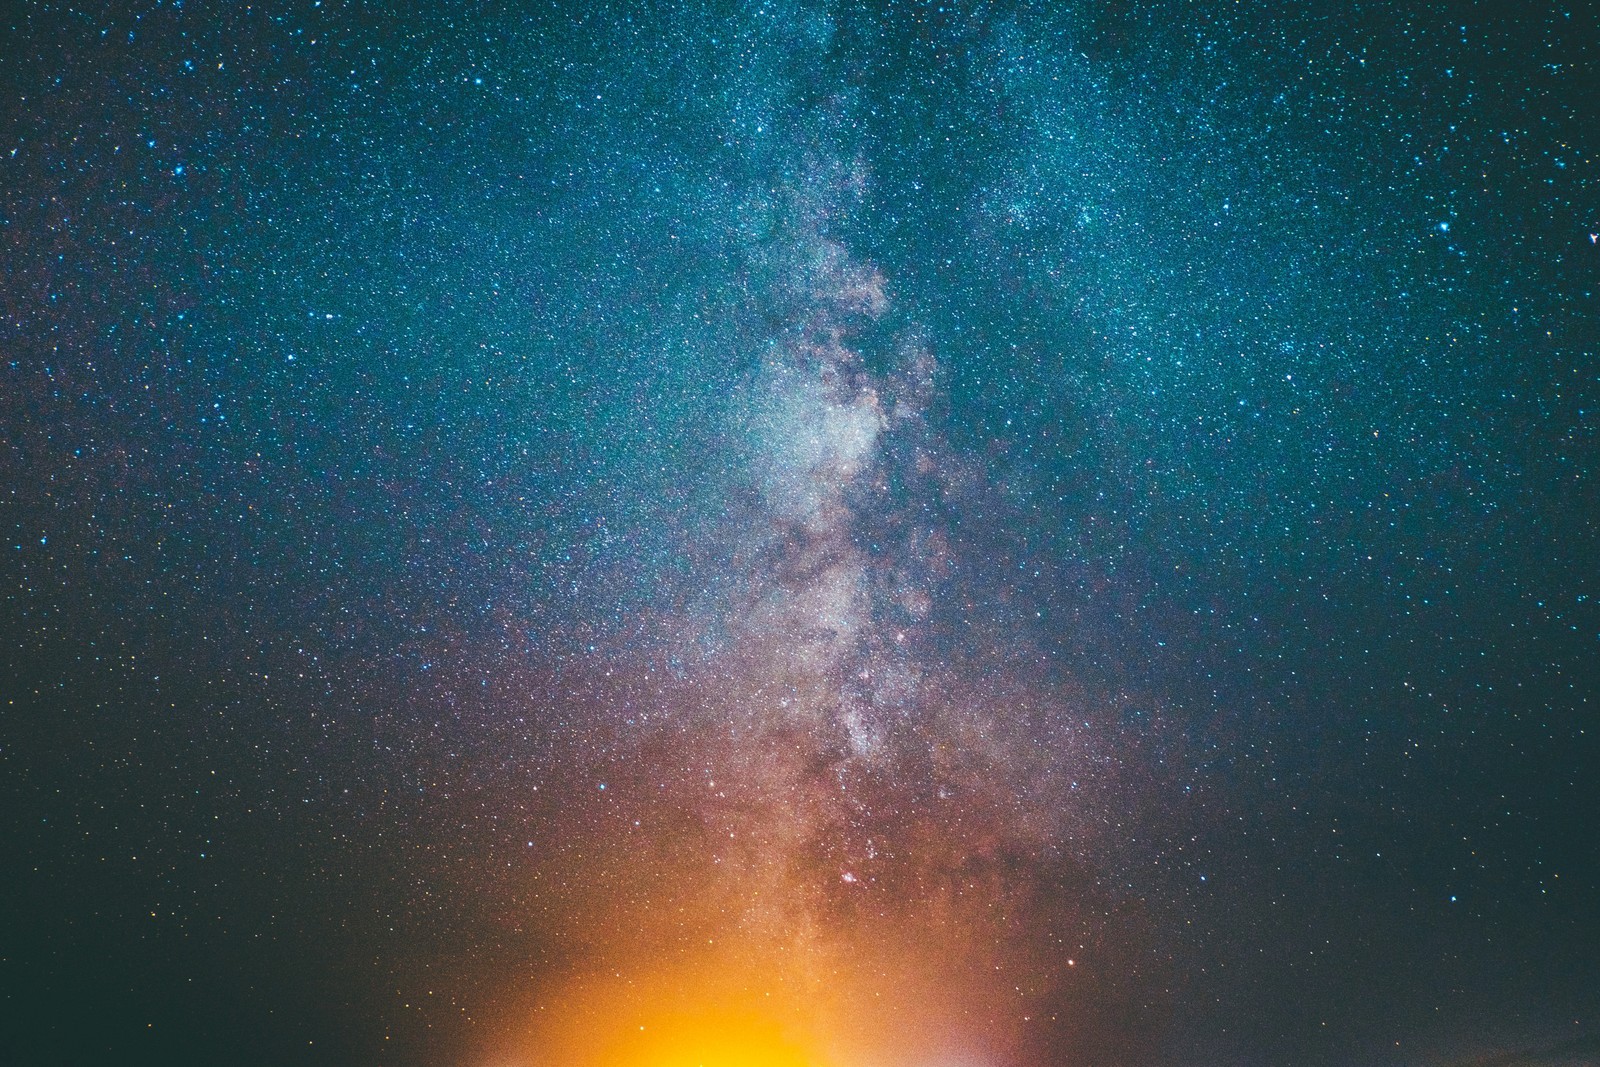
left=601, top=1008, right=820, bottom=1067
left=518, top=960, right=841, bottom=1067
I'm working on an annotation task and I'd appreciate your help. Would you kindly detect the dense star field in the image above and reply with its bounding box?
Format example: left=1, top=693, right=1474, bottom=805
left=3, top=2, right=1598, bottom=1065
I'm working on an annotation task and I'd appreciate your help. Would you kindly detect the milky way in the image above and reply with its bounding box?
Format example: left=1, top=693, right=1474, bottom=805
left=3, top=3, right=1598, bottom=1066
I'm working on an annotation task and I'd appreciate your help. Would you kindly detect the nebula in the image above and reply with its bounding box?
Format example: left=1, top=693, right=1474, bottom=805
left=468, top=128, right=1151, bottom=1067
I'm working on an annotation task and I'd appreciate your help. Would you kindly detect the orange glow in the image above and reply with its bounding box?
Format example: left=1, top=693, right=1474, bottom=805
left=598, top=1007, right=823, bottom=1067
left=512, top=954, right=847, bottom=1067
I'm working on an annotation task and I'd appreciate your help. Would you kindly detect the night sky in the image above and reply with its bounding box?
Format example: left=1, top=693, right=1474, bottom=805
left=3, top=2, right=1598, bottom=1065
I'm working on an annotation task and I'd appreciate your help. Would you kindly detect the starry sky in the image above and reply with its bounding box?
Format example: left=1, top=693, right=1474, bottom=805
left=3, top=2, right=1598, bottom=1065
